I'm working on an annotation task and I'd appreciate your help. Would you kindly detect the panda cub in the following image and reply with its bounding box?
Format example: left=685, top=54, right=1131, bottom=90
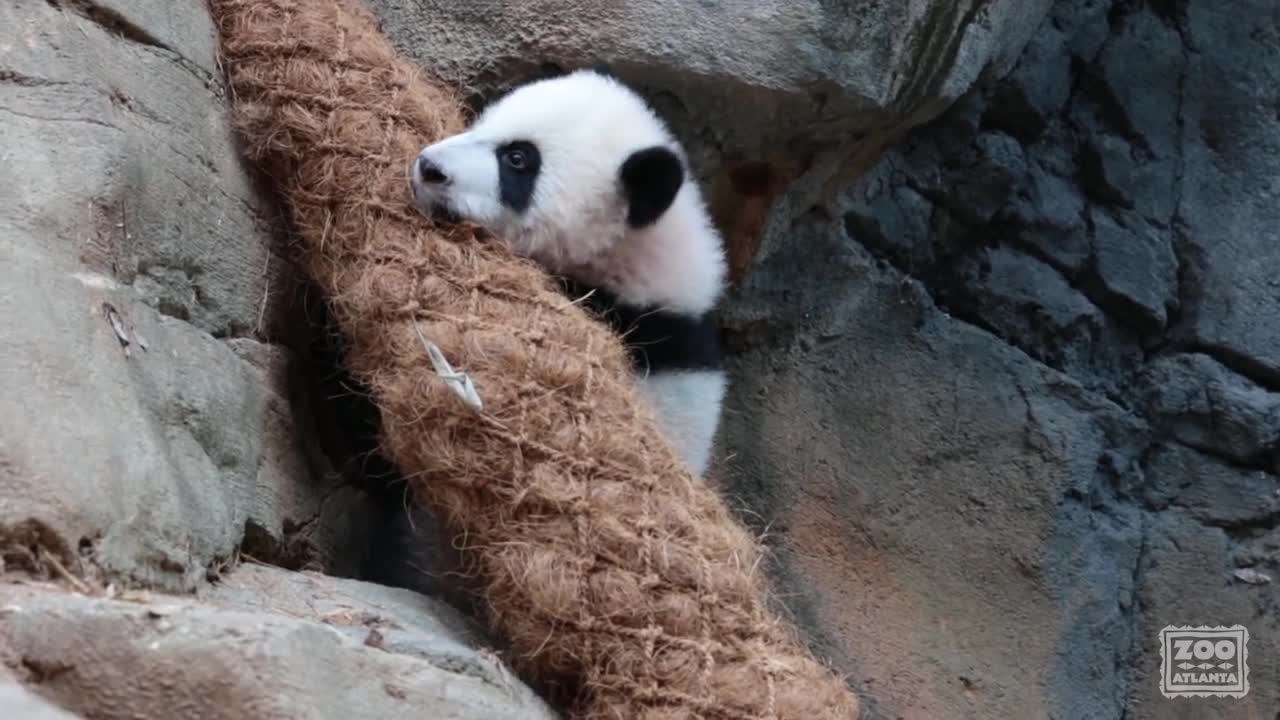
left=409, top=68, right=727, bottom=476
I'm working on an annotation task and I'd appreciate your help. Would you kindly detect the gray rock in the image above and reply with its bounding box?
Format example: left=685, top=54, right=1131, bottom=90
left=0, top=672, right=83, bottom=720
left=372, top=0, right=1052, bottom=154
left=200, top=564, right=492, bottom=667
left=1175, top=2, right=1280, bottom=383
left=1078, top=134, right=1136, bottom=208
left=941, top=244, right=1106, bottom=374
left=720, top=224, right=1148, bottom=719
left=0, top=242, right=349, bottom=590
left=1125, top=513, right=1279, bottom=719
left=983, top=0, right=1108, bottom=142
left=842, top=166, right=935, bottom=274
left=1091, top=209, right=1178, bottom=335
left=720, top=0, right=1280, bottom=717
left=0, top=0, right=298, bottom=341
left=1139, top=354, right=1280, bottom=468
left=1091, top=6, right=1184, bottom=160
left=1143, top=444, right=1279, bottom=530
left=1007, top=157, right=1087, bottom=238
left=0, top=567, right=557, bottom=720
left=0, top=0, right=371, bottom=590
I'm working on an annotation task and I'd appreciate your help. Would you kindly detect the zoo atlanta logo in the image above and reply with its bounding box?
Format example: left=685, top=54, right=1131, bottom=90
left=1159, top=625, right=1250, bottom=699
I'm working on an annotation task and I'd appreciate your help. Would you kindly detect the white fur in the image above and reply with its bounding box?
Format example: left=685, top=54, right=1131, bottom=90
left=410, top=69, right=728, bottom=474
left=635, top=370, right=727, bottom=477
left=411, top=70, right=725, bottom=314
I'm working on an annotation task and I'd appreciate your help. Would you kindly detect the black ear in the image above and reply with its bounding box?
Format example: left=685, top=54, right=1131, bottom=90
left=621, top=146, right=684, bottom=228
left=585, top=63, right=616, bottom=79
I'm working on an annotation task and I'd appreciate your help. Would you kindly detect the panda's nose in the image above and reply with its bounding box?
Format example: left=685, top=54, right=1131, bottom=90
left=416, top=156, right=448, bottom=185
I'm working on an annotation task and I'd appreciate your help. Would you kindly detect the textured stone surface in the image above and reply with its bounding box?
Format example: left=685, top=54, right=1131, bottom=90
left=0, top=0, right=293, bottom=339
left=371, top=0, right=1051, bottom=148
left=0, top=0, right=359, bottom=593
left=4, top=0, right=1277, bottom=717
left=0, top=253, right=353, bottom=589
left=717, top=0, right=1280, bottom=717
left=1139, top=354, right=1280, bottom=469
left=0, top=566, right=556, bottom=720
left=0, top=672, right=83, bottom=720
left=1126, top=510, right=1278, bottom=720
left=721, top=221, right=1149, bottom=719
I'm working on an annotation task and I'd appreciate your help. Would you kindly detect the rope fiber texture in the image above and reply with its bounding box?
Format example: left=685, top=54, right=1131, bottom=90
left=207, top=0, right=861, bottom=716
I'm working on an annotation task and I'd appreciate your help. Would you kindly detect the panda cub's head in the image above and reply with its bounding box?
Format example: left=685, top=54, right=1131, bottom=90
left=409, top=68, right=725, bottom=314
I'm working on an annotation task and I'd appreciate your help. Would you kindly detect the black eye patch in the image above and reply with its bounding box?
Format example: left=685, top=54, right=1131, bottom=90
left=496, top=140, right=541, bottom=213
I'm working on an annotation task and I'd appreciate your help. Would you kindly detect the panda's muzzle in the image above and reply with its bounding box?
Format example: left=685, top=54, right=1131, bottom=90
left=428, top=202, right=461, bottom=224
left=409, top=153, right=459, bottom=223
left=416, top=156, right=449, bottom=185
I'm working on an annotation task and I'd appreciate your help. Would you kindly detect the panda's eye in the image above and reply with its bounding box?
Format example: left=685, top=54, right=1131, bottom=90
left=502, top=149, right=528, bottom=170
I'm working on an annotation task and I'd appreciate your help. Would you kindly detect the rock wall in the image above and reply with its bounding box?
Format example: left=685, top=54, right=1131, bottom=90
left=3, top=0, right=1274, bottom=718
left=0, top=566, right=556, bottom=719
left=720, top=0, right=1279, bottom=717
left=0, top=0, right=404, bottom=590
left=0, top=0, right=541, bottom=715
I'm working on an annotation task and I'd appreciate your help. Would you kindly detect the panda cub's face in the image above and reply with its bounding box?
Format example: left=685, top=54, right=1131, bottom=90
left=409, top=69, right=686, bottom=274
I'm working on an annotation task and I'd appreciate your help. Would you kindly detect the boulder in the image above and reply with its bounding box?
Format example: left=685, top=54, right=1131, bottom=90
left=0, top=565, right=556, bottom=720
left=0, top=0, right=358, bottom=592
left=0, top=672, right=83, bottom=720
left=720, top=221, right=1149, bottom=718
left=719, top=0, right=1280, bottom=716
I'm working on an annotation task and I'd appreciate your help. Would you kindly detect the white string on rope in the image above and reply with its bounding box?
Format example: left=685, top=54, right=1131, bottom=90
left=413, top=323, right=483, bottom=412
